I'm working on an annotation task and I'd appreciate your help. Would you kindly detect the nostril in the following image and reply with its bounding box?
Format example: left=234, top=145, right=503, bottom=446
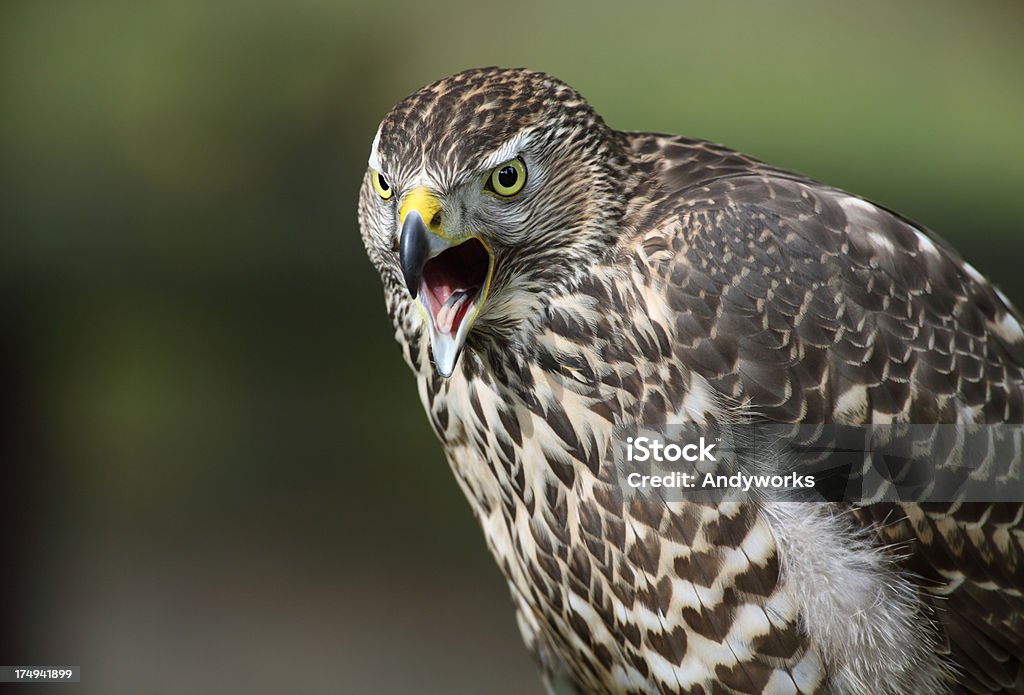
left=429, top=209, right=443, bottom=230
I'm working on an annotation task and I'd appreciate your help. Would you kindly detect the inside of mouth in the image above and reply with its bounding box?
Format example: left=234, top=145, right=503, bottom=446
left=421, top=238, right=490, bottom=336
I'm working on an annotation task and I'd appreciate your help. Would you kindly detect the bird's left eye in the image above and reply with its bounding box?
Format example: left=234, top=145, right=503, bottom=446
left=372, top=170, right=393, bottom=200
left=486, top=158, right=527, bottom=197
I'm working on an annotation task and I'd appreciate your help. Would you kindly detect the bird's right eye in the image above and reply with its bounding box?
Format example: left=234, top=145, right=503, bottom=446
left=372, top=170, right=393, bottom=200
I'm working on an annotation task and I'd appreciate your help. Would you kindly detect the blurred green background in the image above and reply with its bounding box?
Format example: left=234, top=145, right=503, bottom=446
left=1, top=1, right=1021, bottom=693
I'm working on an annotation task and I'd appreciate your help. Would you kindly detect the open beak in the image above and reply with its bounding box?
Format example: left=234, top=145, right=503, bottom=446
left=398, top=187, right=494, bottom=378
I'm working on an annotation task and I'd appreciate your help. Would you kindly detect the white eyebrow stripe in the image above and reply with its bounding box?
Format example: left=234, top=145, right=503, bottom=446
left=479, top=130, right=532, bottom=171
left=367, top=124, right=383, bottom=171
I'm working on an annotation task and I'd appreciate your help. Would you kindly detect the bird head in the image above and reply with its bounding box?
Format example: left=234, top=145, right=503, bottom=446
left=358, top=67, right=630, bottom=378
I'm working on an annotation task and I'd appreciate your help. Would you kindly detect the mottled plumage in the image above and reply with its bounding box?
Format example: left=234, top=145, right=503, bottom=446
left=358, top=68, right=1024, bottom=694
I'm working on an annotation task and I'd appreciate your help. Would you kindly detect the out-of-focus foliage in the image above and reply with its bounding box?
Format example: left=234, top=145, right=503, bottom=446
left=1, top=1, right=1021, bottom=693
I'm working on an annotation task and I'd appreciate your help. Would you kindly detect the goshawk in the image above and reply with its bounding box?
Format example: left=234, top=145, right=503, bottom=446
left=358, top=68, right=1024, bottom=694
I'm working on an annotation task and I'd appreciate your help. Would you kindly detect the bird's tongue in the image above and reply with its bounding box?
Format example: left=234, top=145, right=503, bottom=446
left=434, top=288, right=475, bottom=335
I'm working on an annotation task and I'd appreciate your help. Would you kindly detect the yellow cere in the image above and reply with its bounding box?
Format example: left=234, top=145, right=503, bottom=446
left=400, top=186, right=444, bottom=234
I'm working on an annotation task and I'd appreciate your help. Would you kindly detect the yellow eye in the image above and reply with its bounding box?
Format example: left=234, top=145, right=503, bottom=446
left=488, top=158, right=527, bottom=197
left=372, top=170, right=393, bottom=200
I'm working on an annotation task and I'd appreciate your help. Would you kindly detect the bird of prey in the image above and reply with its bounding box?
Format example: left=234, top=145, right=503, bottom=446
left=358, top=68, right=1024, bottom=694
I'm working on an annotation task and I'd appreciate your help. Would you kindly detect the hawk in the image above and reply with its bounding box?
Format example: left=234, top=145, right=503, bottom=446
left=358, top=68, right=1024, bottom=694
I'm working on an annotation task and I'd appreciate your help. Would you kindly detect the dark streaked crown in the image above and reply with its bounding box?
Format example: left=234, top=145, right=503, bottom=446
left=375, top=67, right=612, bottom=185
